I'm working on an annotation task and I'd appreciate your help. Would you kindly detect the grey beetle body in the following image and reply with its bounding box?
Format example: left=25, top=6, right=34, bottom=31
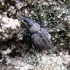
left=24, top=18, right=51, bottom=49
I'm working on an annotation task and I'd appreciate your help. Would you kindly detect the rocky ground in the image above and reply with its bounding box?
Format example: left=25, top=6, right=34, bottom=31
left=0, top=0, right=70, bottom=70
left=0, top=41, right=70, bottom=70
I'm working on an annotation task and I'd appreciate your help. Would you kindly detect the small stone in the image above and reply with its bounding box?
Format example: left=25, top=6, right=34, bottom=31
left=1, top=48, right=12, bottom=55
left=16, top=1, right=23, bottom=10
left=57, top=29, right=60, bottom=32
left=67, top=33, right=70, bottom=37
left=0, top=15, right=20, bottom=41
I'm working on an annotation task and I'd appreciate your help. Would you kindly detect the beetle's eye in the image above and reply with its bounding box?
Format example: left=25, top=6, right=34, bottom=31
left=28, top=24, right=32, bottom=27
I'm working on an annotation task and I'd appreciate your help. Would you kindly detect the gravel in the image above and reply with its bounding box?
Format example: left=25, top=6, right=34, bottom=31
left=0, top=0, right=70, bottom=70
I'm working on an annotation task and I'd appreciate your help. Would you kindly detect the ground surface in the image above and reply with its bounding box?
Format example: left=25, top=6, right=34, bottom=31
left=0, top=41, right=70, bottom=70
left=0, top=0, right=70, bottom=70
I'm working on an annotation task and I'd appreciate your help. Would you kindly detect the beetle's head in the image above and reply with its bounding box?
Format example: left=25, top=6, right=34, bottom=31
left=24, top=17, right=40, bottom=33
left=24, top=18, right=34, bottom=27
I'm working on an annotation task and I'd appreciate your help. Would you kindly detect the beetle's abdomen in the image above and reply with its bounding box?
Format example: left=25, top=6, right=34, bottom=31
left=31, top=28, right=51, bottom=49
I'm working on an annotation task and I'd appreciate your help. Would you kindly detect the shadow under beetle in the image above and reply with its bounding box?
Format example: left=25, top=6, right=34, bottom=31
left=23, top=18, right=51, bottom=50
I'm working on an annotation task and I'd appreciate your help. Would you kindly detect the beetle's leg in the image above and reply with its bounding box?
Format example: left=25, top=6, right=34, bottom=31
left=31, top=44, right=37, bottom=55
left=20, top=30, right=31, bottom=36
left=31, top=44, right=39, bottom=66
left=20, top=31, right=36, bottom=54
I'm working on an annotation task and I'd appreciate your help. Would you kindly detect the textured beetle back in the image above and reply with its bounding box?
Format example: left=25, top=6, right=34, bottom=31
left=31, top=28, right=51, bottom=49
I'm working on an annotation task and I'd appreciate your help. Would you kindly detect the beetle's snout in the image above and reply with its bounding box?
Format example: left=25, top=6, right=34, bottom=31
left=24, top=18, right=34, bottom=26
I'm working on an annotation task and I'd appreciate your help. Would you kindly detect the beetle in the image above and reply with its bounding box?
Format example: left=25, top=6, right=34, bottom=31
left=23, top=17, right=51, bottom=50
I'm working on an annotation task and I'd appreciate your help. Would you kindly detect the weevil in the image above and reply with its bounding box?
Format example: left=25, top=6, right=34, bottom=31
left=23, top=18, right=51, bottom=50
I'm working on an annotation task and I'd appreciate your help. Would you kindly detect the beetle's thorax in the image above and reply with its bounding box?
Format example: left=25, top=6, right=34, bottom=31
left=29, top=23, right=40, bottom=34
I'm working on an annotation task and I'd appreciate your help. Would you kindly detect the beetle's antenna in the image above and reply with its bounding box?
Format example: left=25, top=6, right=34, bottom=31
left=38, top=11, right=42, bottom=24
